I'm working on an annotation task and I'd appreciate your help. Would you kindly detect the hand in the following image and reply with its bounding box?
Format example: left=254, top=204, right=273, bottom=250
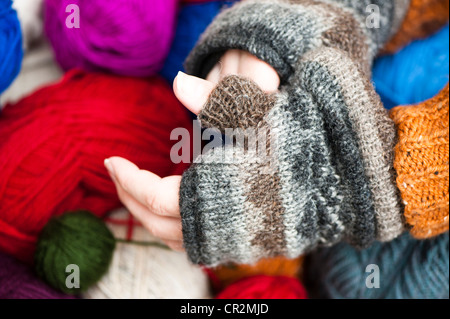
left=105, top=50, right=280, bottom=251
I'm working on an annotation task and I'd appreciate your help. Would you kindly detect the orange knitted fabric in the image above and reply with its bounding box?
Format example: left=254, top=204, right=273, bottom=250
left=390, top=84, right=449, bottom=239
left=211, top=256, right=304, bottom=289
left=383, top=0, right=449, bottom=54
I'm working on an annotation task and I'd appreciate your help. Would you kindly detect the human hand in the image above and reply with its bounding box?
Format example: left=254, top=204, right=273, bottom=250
left=105, top=50, right=280, bottom=251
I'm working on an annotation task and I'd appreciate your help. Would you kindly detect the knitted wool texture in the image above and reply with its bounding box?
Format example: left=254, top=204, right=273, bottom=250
left=305, top=232, right=449, bottom=299
left=180, top=0, right=412, bottom=266
left=383, top=0, right=450, bottom=54
left=390, top=84, right=449, bottom=239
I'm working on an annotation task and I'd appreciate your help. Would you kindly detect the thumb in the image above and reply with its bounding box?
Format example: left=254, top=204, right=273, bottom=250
left=173, top=71, right=215, bottom=115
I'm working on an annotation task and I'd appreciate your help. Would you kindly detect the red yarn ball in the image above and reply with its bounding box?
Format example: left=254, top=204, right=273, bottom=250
left=216, top=275, right=308, bottom=299
left=0, top=69, right=192, bottom=263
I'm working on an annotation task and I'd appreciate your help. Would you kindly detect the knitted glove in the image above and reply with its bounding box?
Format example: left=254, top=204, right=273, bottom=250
left=181, top=51, right=405, bottom=266
left=180, top=0, right=411, bottom=266
left=391, top=84, right=449, bottom=239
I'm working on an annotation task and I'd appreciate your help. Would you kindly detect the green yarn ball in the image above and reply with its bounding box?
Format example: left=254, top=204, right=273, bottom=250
left=34, top=211, right=116, bottom=294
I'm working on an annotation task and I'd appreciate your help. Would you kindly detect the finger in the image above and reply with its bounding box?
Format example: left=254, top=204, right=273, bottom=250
left=218, top=49, right=240, bottom=77
left=206, top=63, right=222, bottom=85
left=238, top=52, right=280, bottom=93
left=105, top=157, right=181, bottom=217
left=173, top=71, right=215, bottom=115
left=115, top=185, right=183, bottom=241
left=163, top=240, right=185, bottom=252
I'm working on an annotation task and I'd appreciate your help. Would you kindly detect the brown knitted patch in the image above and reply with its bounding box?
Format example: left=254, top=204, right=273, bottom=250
left=383, top=0, right=450, bottom=54
left=321, top=6, right=371, bottom=74
left=246, top=163, right=287, bottom=256
left=199, top=76, right=277, bottom=131
left=280, top=0, right=371, bottom=72
left=390, top=84, right=449, bottom=239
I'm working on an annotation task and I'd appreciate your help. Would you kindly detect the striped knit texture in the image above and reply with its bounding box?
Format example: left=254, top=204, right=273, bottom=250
left=305, top=232, right=449, bottom=299
left=390, top=84, right=449, bottom=239
left=383, top=0, right=450, bottom=54
left=185, top=0, right=410, bottom=82
left=180, top=0, right=410, bottom=266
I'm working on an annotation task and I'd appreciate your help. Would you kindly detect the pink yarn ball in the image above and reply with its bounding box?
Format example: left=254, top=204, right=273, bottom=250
left=44, top=0, right=178, bottom=77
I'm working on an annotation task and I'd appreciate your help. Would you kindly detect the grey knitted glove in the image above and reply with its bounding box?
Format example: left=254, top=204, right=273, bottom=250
left=180, top=0, right=409, bottom=266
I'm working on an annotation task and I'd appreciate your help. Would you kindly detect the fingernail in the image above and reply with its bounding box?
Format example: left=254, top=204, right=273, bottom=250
left=176, top=71, right=205, bottom=95
left=104, top=158, right=115, bottom=177
left=176, top=71, right=189, bottom=94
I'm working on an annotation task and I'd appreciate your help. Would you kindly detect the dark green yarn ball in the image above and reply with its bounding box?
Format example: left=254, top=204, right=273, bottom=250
left=34, top=211, right=116, bottom=294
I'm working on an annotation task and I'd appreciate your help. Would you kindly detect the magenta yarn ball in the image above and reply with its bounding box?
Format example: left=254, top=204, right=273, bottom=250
left=44, top=0, right=178, bottom=77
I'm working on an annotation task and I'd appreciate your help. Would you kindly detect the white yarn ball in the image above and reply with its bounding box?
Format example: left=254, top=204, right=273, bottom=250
left=83, top=209, right=212, bottom=299
left=13, top=0, right=44, bottom=49
left=1, top=41, right=63, bottom=106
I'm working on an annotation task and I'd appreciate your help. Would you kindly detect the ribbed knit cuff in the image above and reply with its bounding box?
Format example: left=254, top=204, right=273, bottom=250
left=391, top=84, right=449, bottom=239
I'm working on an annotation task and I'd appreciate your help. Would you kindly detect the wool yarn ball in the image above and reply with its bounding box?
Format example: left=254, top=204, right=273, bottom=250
left=217, top=275, right=308, bottom=299
left=0, top=70, right=192, bottom=263
left=83, top=209, right=211, bottom=299
left=35, top=211, right=115, bottom=294
left=160, top=0, right=237, bottom=84
left=0, top=0, right=23, bottom=95
left=12, top=0, right=44, bottom=49
left=0, top=251, right=75, bottom=299
left=373, top=25, right=449, bottom=109
left=209, top=256, right=304, bottom=291
left=44, top=0, right=178, bottom=77
left=305, top=232, right=449, bottom=299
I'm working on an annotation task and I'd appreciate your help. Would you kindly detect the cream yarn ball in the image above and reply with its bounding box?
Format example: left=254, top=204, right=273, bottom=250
left=13, top=0, right=44, bottom=49
left=82, top=209, right=212, bottom=299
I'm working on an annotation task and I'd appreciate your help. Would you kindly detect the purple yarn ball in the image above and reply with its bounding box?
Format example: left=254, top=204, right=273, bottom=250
left=44, top=0, right=178, bottom=77
left=0, top=252, right=76, bottom=299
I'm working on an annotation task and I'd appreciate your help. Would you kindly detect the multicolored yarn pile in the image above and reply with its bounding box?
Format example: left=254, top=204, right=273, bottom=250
left=0, top=70, right=191, bottom=264
left=0, top=67, right=193, bottom=296
left=0, top=0, right=23, bottom=94
left=0, top=0, right=449, bottom=300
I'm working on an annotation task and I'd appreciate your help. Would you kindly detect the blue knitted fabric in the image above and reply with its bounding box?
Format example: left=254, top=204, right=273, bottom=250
left=306, top=232, right=449, bottom=299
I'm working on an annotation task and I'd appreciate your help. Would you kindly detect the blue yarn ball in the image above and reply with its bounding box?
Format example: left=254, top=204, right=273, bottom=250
left=306, top=232, right=449, bottom=299
left=160, top=0, right=237, bottom=84
left=0, top=0, right=23, bottom=95
left=373, top=25, right=449, bottom=109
